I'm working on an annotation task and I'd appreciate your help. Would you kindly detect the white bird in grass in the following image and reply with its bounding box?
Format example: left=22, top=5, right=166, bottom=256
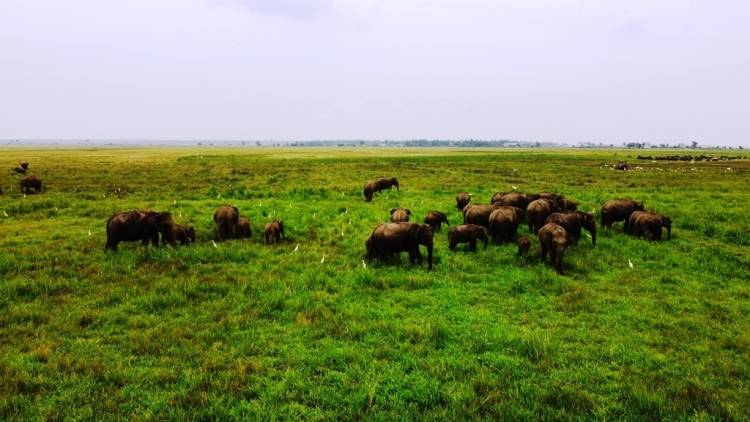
left=628, top=259, right=634, bottom=269
left=362, top=260, right=367, bottom=269
left=512, top=185, right=518, bottom=190
left=211, top=240, right=218, bottom=248
left=88, top=230, right=92, bottom=236
left=2, top=211, right=8, bottom=217
left=294, top=243, right=299, bottom=252
left=320, top=255, right=326, bottom=264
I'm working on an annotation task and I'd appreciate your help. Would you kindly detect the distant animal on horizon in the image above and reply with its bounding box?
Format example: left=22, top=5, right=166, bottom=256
left=390, top=207, right=411, bottom=223
left=264, top=220, right=285, bottom=244
left=13, top=162, right=29, bottom=174
left=423, top=210, right=449, bottom=231
left=363, top=177, right=399, bottom=202
left=105, top=210, right=175, bottom=252
left=20, top=176, right=42, bottom=194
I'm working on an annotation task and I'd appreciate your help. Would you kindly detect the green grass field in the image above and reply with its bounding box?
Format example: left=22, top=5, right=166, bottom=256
left=1, top=147, right=748, bottom=420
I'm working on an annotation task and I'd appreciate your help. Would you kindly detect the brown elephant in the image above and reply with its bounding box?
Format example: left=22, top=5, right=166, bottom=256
left=264, top=220, right=285, bottom=244
left=448, top=224, right=489, bottom=251
left=526, top=198, right=560, bottom=234
left=456, top=192, right=471, bottom=211
left=490, top=191, right=510, bottom=205
left=627, top=211, right=671, bottom=240
left=517, top=236, right=531, bottom=255
left=538, top=193, right=577, bottom=211
left=488, top=206, right=525, bottom=244
left=463, top=203, right=501, bottom=228
left=390, top=207, right=411, bottom=222
left=600, top=199, right=644, bottom=230
left=538, top=222, right=572, bottom=274
left=164, top=223, right=196, bottom=246
left=105, top=210, right=175, bottom=252
left=236, top=217, right=252, bottom=238
left=13, top=162, right=29, bottom=174
left=363, top=177, right=399, bottom=202
left=20, top=176, right=42, bottom=194
left=366, top=222, right=434, bottom=269
left=424, top=210, right=449, bottom=231
left=213, top=205, right=239, bottom=241
left=495, top=192, right=539, bottom=209
left=545, top=211, right=596, bottom=245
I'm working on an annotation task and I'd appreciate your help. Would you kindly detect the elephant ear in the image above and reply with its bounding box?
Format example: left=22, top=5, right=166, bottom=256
left=406, top=209, right=412, bottom=215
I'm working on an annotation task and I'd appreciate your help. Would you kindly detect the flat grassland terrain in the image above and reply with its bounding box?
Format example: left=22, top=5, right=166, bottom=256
left=0, top=148, right=749, bottom=420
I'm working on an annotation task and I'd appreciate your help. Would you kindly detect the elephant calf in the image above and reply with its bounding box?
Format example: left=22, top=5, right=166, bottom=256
left=236, top=217, right=252, bottom=238
left=390, top=208, right=411, bottom=223
left=106, top=210, right=175, bottom=252
left=20, top=176, right=42, bottom=194
left=424, top=210, right=449, bottom=231
left=627, top=211, right=671, bottom=240
left=366, top=222, right=434, bottom=269
left=600, top=199, right=644, bottom=230
left=517, top=236, right=531, bottom=255
left=448, top=224, right=489, bottom=251
left=456, top=192, right=471, bottom=211
left=538, top=222, right=572, bottom=274
left=264, top=220, right=285, bottom=244
left=488, top=206, right=525, bottom=244
left=166, top=223, right=196, bottom=246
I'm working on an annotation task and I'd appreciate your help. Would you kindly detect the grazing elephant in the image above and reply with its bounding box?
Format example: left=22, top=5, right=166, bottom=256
left=526, top=198, right=560, bottom=234
left=448, top=224, right=489, bottom=251
left=537, top=193, right=577, bottom=211
left=366, top=222, right=434, bottom=269
left=600, top=199, right=644, bottom=230
left=517, top=236, right=531, bottom=255
left=105, top=210, right=175, bottom=252
left=390, top=208, right=411, bottom=223
left=213, top=205, right=239, bottom=241
left=165, top=223, right=196, bottom=246
left=490, top=192, right=510, bottom=205
left=363, top=177, right=399, bottom=202
left=496, top=192, right=538, bottom=209
left=13, top=162, right=29, bottom=174
left=236, top=217, right=252, bottom=238
left=627, top=211, right=671, bottom=240
left=463, top=204, right=501, bottom=228
left=545, top=211, right=596, bottom=245
left=488, top=206, right=525, bottom=244
left=424, top=210, right=449, bottom=231
left=538, top=222, right=572, bottom=274
left=264, top=220, right=285, bottom=244
left=456, top=192, right=471, bottom=211
left=20, top=176, right=42, bottom=194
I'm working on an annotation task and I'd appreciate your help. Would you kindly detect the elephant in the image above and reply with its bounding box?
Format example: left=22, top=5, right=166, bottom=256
left=463, top=203, right=501, bottom=228
left=448, top=224, right=489, bottom=251
left=236, top=217, right=252, bottom=238
left=538, top=193, right=577, bottom=211
left=456, top=192, right=471, bottom=211
left=390, top=207, right=411, bottom=222
left=366, top=222, right=434, bottom=269
left=213, top=205, right=239, bottom=241
left=164, top=223, right=196, bottom=246
left=526, top=198, right=560, bottom=234
left=627, top=211, right=671, bottom=240
left=490, top=192, right=510, bottom=205
left=363, top=177, right=399, bottom=202
left=264, top=220, right=285, bottom=244
left=517, top=236, right=531, bottom=255
left=600, top=199, right=644, bottom=230
left=20, top=176, right=42, bottom=194
left=538, top=222, right=572, bottom=274
left=13, top=162, right=29, bottom=174
left=495, top=192, right=539, bottom=209
left=488, top=206, right=525, bottom=244
left=545, top=211, right=596, bottom=245
left=105, top=210, right=175, bottom=252
left=424, top=210, right=449, bottom=231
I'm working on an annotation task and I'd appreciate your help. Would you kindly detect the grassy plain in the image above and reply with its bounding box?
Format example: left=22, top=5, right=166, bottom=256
left=0, top=147, right=749, bottom=420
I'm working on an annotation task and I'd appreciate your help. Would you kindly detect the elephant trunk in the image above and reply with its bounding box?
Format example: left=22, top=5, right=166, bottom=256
left=591, top=228, right=597, bottom=246
left=426, top=243, right=433, bottom=270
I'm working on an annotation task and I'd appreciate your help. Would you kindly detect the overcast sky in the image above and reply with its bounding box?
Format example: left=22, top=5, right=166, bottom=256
left=1, top=0, right=749, bottom=146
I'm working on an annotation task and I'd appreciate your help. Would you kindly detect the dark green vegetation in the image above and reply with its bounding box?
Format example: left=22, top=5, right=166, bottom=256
left=1, top=148, right=749, bottom=420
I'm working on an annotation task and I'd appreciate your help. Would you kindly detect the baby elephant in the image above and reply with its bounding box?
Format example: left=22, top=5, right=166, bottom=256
left=264, top=220, right=285, bottom=244
left=537, top=222, right=572, bottom=274
left=517, top=236, right=531, bottom=255
left=448, top=224, right=489, bottom=251
left=166, top=223, right=196, bottom=246
left=236, top=217, right=252, bottom=238
left=20, top=176, right=42, bottom=194
left=423, top=210, right=449, bottom=231
left=390, top=208, right=411, bottom=222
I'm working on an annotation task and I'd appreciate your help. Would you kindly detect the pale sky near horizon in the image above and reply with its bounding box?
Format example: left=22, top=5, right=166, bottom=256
left=1, top=0, right=749, bottom=146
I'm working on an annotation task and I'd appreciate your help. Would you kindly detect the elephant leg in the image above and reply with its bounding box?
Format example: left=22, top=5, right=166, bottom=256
left=540, top=243, right=548, bottom=262
left=470, top=239, right=477, bottom=252
left=549, top=248, right=557, bottom=266
left=449, top=241, right=456, bottom=251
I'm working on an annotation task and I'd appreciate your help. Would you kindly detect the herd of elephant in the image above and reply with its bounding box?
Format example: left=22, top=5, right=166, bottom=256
left=2, top=162, right=43, bottom=195
left=363, top=177, right=672, bottom=274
